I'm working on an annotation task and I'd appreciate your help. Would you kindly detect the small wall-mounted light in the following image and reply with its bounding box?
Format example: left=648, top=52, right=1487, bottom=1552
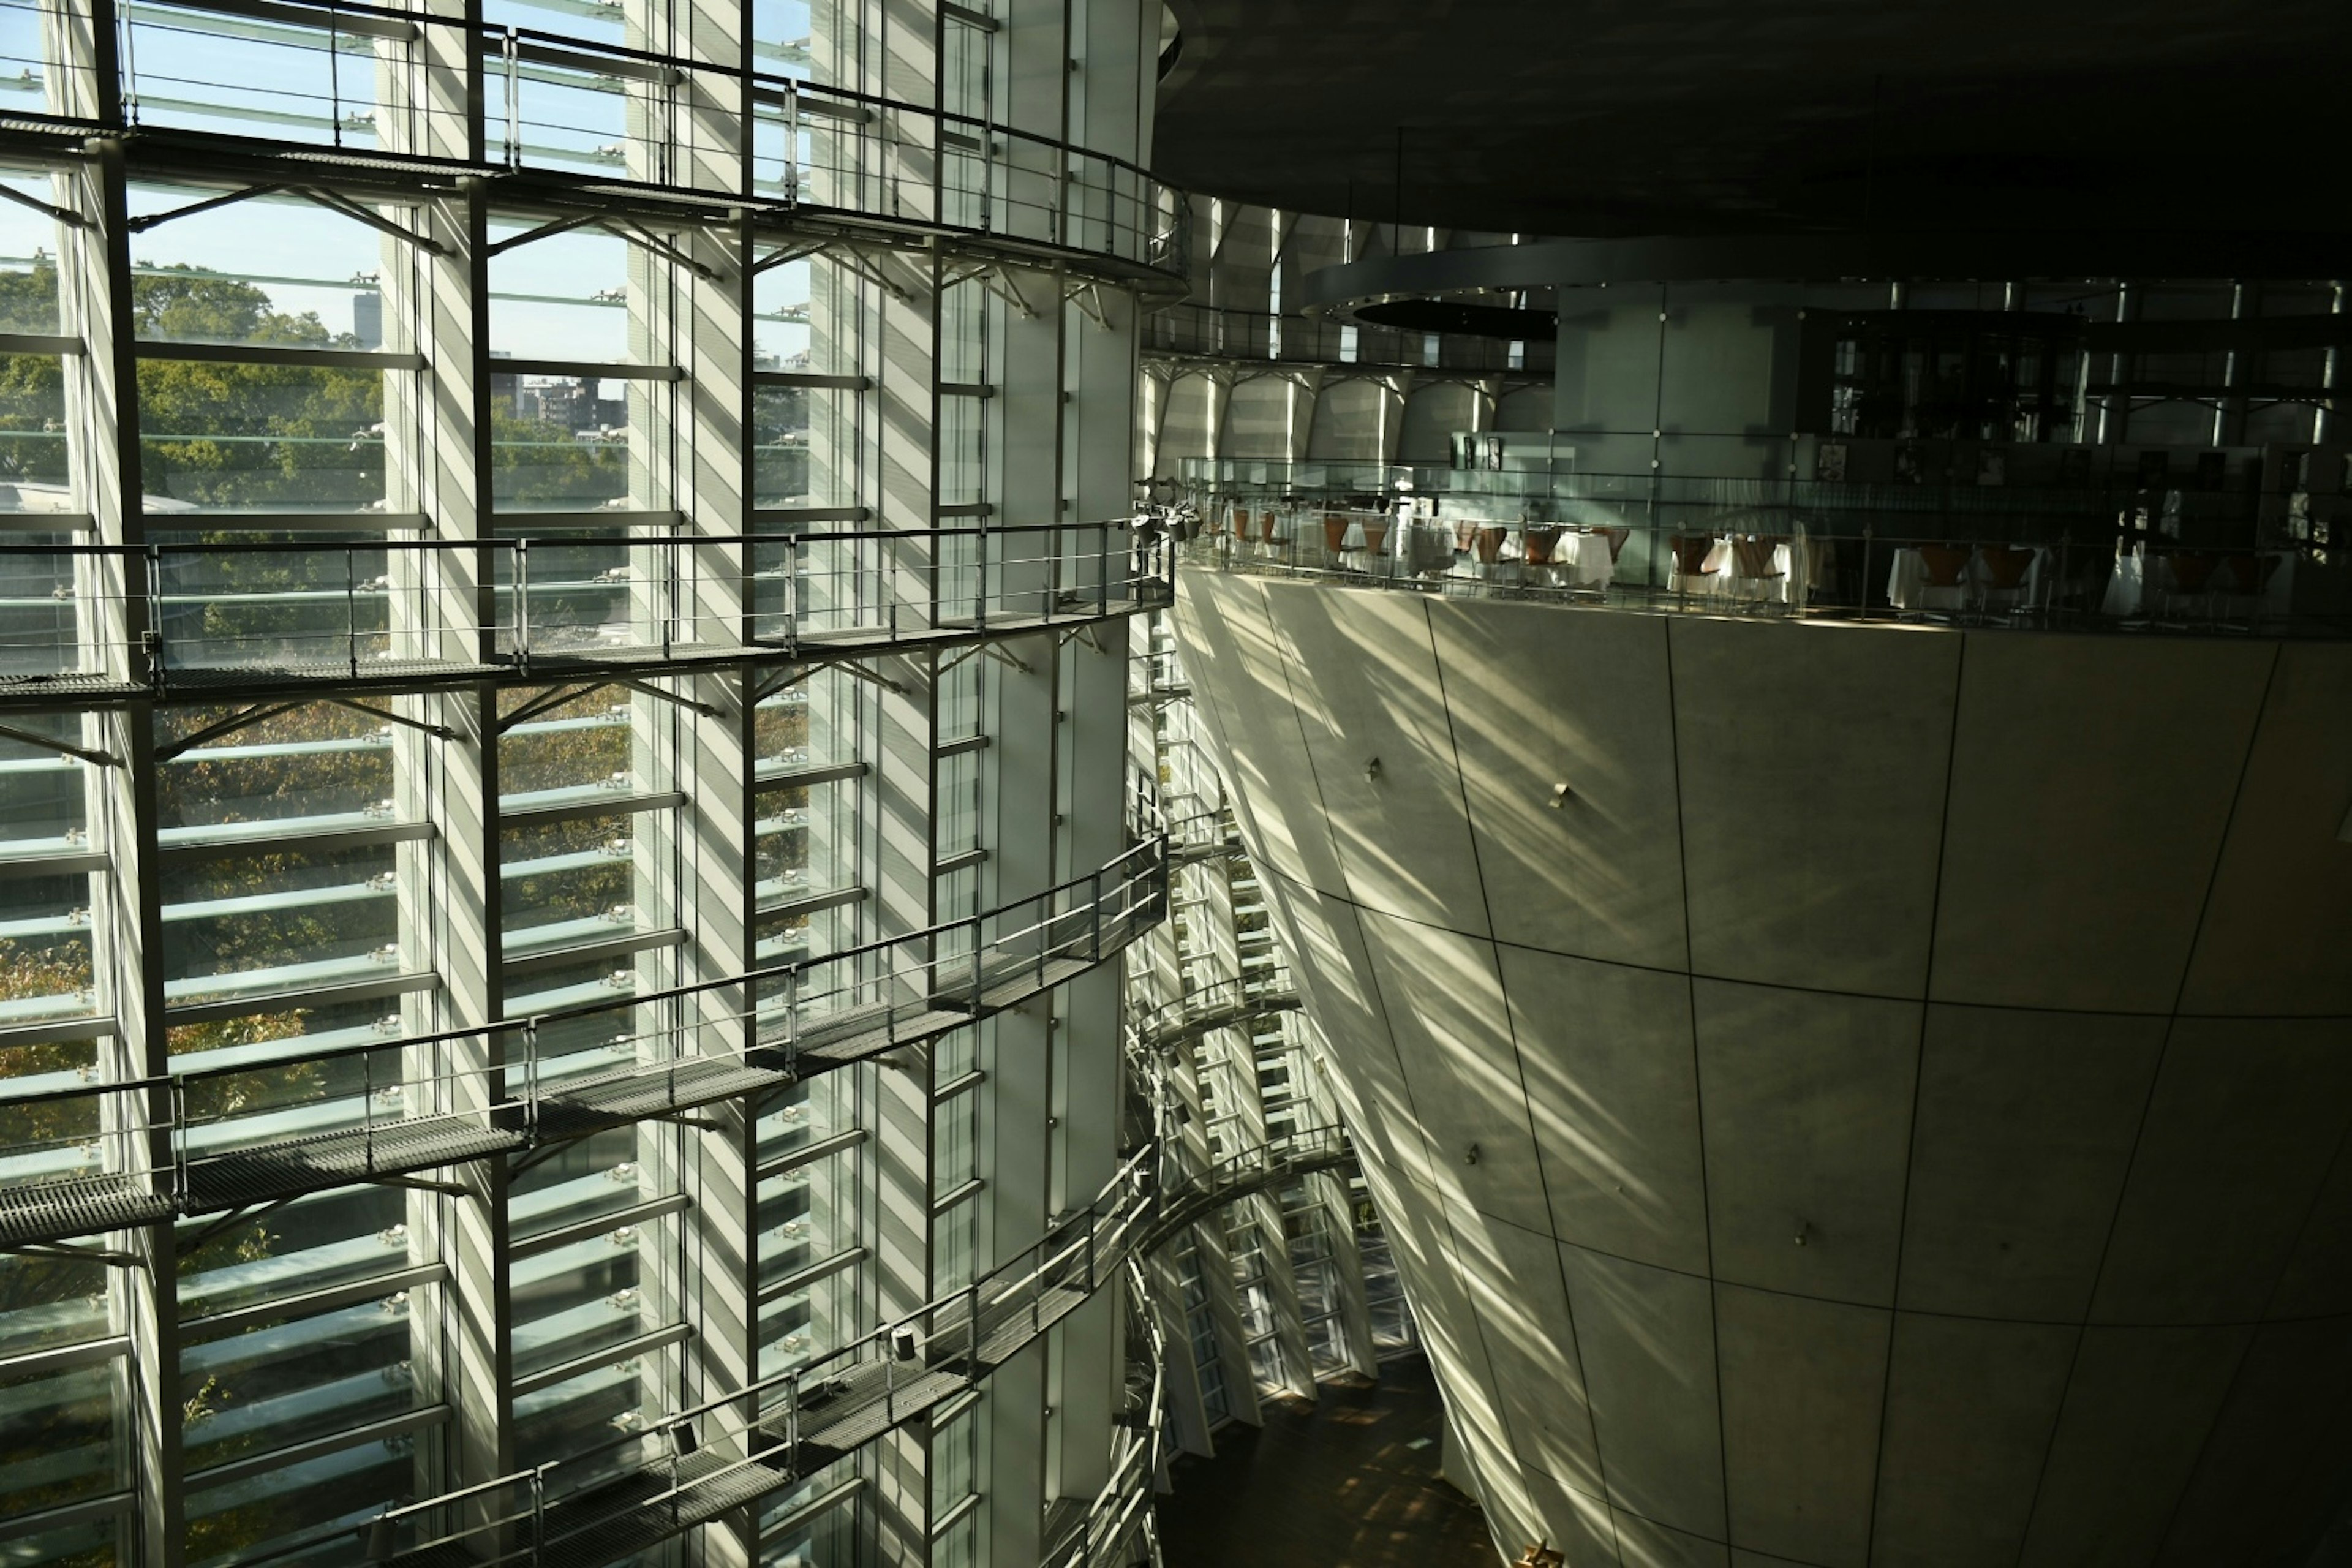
left=1364, top=756, right=1382, bottom=783
left=892, top=1326, right=920, bottom=1362
left=1547, top=782, right=1571, bottom=809
left=1462, top=1142, right=1480, bottom=1166
left=1793, top=1220, right=1812, bottom=1248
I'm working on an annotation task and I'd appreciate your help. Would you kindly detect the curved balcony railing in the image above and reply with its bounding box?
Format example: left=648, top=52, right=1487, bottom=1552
left=1145, top=304, right=1543, bottom=374
left=1183, top=473, right=2350, bottom=636
left=0, top=839, right=1167, bottom=1250
left=1128, top=973, right=1301, bottom=1056
left=0, top=521, right=1174, bottom=704
left=1042, top=1257, right=1168, bottom=1568
left=48, top=0, right=1192, bottom=279
left=347, top=1123, right=1349, bottom=1568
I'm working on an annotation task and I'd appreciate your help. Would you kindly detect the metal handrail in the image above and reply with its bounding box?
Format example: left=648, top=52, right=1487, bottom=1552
left=354, top=1126, right=1353, bottom=1563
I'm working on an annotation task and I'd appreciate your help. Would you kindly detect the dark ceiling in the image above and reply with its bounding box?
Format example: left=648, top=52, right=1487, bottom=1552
left=1153, top=0, right=2352, bottom=239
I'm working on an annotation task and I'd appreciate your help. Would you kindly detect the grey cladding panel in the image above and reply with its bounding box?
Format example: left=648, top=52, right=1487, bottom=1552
left=1670, top=616, right=1958, bottom=998
left=1427, top=597, right=1688, bottom=970
left=1262, top=581, right=1492, bottom=936
left=1897, top=1006, right=2165, bottom=1321
left=1930, top=634, right=2273, bottom=1012
left=1869, top=1313, right=2076, bottom=1568
left=1693, top=978, right=1920, bottom=1305
left=2180, top=642, right=2352, bottom=1016
left=1501, top=943, right=1709, bottom=1276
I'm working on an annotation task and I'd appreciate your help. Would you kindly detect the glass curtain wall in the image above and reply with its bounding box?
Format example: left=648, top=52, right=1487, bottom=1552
left=0, top=0, right=1175, bottom=1562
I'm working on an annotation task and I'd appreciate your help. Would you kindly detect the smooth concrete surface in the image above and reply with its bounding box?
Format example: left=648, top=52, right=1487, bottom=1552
left=1173, top=570, right=2352, bottom=1568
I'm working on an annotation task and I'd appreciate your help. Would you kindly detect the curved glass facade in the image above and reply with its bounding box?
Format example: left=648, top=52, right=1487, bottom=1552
left=0, top=0, right=1185, bottom=1564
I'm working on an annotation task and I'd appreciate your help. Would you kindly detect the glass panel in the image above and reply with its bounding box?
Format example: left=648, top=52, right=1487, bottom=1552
left=175, top=1184, right=424, bottom=1564
left=0, top=1356, right=126, bottom=1525
left=125, top=186, right=391, bottom=352
left=0, top=868, right=95, bottom=1023
left=0, top=1253, right=109, bottom=1357
left=499, top=689, right=641, bottom=806
left=502, top=810, right=641, bottom=954
left=156, top=703, right=398, bottom=835
left=136, top=364, right=388, bottom=514
left=120, top=3, right=388, bottom=149
left=510, top=1125, right=679, bottom=1474
left=0, top=719, right=89, bottom=845
left=160, top=842, right=398, bottom=1005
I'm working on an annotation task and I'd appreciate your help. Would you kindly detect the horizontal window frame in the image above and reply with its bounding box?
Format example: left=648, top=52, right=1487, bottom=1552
left=0, top=511, right=95, bottom=533
left=753, top=505, right=871, bottom=527
left=764, top=1476, right=864, bottom=1541
left=929, top=1177, right=983, bottom=1215
left=493, top=356, right=682, bottom=383
left=147, top=0, right=424, bottom=42
left=131, top=339, right=424, bottom=373
left=756, top=1126, right=867, bottom=1182
left=511, top=1321, right=691, bottom=1399
left=162, top=969, right=435, bottom=1029
left=144, top=510, right=430, bottom=534
left=929, top=1490, right=982, bottom=1538
left=0, top=848, right=107, bottom=880
left=180, top=1262, right=450, bottom=1347
left=755, top=371, right=870, bottom=391
left=761, top=884, right=867, bottom=923
left=755, top=759, right=867, bottom=793
left=758, top=1243, right=868, bottom=1308
left=510, top=1193, right=690, bottom=1262
left=156, top=819, right=434, bottom=870
left=0, top=1334, right=129, bottom=1381
left=499, top=790, right=685, bottom=831
left=0, top=1490, right=132, bottom=1547
left=500, top=924, right=684, bottom=982
left=184, top=1401, right=450, bottom=1492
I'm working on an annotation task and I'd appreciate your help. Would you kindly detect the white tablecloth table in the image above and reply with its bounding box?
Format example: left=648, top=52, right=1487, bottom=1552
left=1887, top=546, right=2047, bottom=614
left=1681, top=538, right=1795, bottom=605
left=2101, top=545, right=2294, bottom=621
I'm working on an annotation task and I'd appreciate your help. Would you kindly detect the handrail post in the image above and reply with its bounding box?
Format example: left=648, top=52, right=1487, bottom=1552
left=967, top=1281, right=981, bottom=1380
left=1090, top=870, right=1102, bottom=964
left=783, top=963, right=800, bottom=1079
left=362, top=1046, right=375, bottom=1172
left=513, top=537, right=532, bottom=669
left=1097, top=522, right=1109, bottom=614
left=168, top=1075, right=187, bottom=1207
left=144, top=543, right=165, bottom=689
left=883, top=1338, right=895, bottom=1425
left=521, top=1017, right=540, bottom=1138
left=346, top=546, right=360, bottom=677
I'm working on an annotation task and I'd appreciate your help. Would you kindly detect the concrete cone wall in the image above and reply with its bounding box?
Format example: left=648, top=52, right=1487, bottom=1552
left=1174, top=569, right=2352, bottom=1568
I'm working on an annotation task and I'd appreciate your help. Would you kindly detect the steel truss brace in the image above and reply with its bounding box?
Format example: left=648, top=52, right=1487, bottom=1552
left=612, top=677, right=724, bottom=719
left=1065, top=279, right=1112, bottom=332
left=175, top=1197, right=296, bottom=1260
left=154, top=700, right=305, bottom=763
left=756, top=654, right=905, bottom=701
left=599, top=217, right=724, bottom=282
left=0, top=720, right=118, bottom=767
left=128, top=182, right=439, bottom=253
left=753, top=239, right=828, bottom=274
left=496, top=681, right=607, bottom=734
left=3, top=1240, right=146, bottom=1268
left=126, top=182, right=287, bottom=233
left=826, top=244, right=915, bottom=303
left=326, top=698, right=460, bottom=742
left=0, top=178, right=86, bottom=230
left=1056, top=624, right=1104, bottom=656
left=293, top=186, right=445, bottom=255
left=486, top=211, right=600, bottom=257
left=370, top=1172, right=471, bottom=1197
